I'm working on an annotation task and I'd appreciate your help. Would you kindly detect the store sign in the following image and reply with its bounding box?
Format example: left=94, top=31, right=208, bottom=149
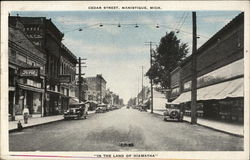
left=59, top=75, right=71, bottom=83
left=19, top=68, right=40, bottom=77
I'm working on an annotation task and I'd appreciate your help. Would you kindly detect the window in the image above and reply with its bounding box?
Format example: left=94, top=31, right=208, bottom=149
left=10, top=50, right=16, bottom=59
left=16, top=54, right=26, bottom=63
left=27, top=58, right=36, bottom=66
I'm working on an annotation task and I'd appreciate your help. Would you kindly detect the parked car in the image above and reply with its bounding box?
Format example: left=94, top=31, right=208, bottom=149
left=64, top=103, right=87, bottom=120
left=139, top=104, right=147, bottom=112
left=95, top=107, right=104, bottom=113
left=163, top=104, right=183, bottom=121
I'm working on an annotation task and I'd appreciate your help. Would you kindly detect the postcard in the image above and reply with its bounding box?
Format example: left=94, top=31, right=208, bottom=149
left=1, top=1, right=249, bottom=160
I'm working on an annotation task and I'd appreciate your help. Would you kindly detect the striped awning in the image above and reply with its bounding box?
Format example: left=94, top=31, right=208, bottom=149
left=18, top=83, right=44, bottom=93
left=171, top=77, right=243, bottom=104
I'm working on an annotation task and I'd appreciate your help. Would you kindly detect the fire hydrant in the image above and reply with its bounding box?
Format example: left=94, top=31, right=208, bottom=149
left=17, top=121, right=23, bottom=131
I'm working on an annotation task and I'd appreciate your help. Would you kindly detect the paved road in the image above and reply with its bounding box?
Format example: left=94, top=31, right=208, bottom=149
left=9, top=107, right=243, bottom=151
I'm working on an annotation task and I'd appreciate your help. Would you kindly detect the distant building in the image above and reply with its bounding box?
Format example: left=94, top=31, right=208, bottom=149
left=85, top=74, right=106, bottom=104
left=119, top=99, right=124, bottom=106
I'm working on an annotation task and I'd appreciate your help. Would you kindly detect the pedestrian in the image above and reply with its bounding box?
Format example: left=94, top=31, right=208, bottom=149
left=23, top=106, right=29, bottom=124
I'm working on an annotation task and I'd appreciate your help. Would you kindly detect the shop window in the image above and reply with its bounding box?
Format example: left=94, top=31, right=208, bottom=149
left=32, top=93, right=42, bottom=114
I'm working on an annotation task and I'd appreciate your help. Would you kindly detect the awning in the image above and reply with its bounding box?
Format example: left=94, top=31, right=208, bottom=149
left=18, top=83, right=44, bottom=93
left=86, top=100, right=98, bottom=104
left=46, top=89, right=61, bottom=95
left=69, top=97, right=79, bottom=104
left=171, top=77, right=243, bottom=104
left=153, top=97, right=167, bottom=110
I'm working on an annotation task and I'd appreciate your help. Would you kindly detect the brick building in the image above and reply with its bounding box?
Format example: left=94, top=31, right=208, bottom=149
left=169, top=12, right=244, bottom=123
left=9, top=15, right=77, bottom=116
left=9, top=16, right=46, bottom=120
left=59, top=43, right=78, bottom=112
left=85, top=74, right=106, bottom=104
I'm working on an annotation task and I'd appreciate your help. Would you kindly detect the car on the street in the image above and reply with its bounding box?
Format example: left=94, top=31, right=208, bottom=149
left=64, top=103, right=88, bottom=120
left=138, top=104, right=147, bottom=112
left=95, top=107, right=105, bottom=113
left=163, top=104, right=183, bottom=121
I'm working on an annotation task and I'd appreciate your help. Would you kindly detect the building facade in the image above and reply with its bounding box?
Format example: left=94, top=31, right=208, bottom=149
left=9, top=15, right=77, bottom=117
left=169, top=12, right=244, bottom=123
left=59, top=43, right=78, bottom=112
left=9, top=16, right=46, bottom=120
left=85, top=74, right=107, bottom=104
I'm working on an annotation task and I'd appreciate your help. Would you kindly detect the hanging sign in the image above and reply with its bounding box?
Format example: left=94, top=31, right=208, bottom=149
left=59, top=75, right=71, bottom=83
left=19, top=67, right=40, bottom=77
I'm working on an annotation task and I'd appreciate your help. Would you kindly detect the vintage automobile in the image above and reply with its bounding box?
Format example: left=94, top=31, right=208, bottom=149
left=64, top=103, right=88, bottom=120
left=163, top=104, right=183, bottom=121
left=95, top=107, right=105, bottom=113
left=138, top=104, right=147, bottom=112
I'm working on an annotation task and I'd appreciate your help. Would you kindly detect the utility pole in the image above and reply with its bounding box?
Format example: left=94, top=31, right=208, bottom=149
left=141, top=66, right=144, bottom=105
left=191, top=12, right=197, bottom=124
left=77, top=57, right=87, bottom=103
left=100, top=76, right=102, bottom=104
left=137, top=75, right=139, bottom=105
left=145, top=41, right=156, bottom=113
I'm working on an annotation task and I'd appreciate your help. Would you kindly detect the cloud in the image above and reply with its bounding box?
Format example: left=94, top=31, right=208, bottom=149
left=202, top=17, right=232, bottom=24
left=63, top=38, right=147, bottom=56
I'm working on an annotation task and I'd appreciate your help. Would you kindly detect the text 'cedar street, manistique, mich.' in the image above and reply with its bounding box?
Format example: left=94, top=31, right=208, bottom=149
left=88, top=6, right=161, bottom=10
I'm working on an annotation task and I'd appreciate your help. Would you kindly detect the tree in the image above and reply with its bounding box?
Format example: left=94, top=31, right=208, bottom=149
left=146, top=31, right=189, bottom=89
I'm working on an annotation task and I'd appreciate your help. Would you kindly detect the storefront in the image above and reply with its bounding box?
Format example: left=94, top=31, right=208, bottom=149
left=45, top=90, right=61, bottom=116
left=14, top=83, right=44, bottom=119
left=171, top=77, right=244, bottom=123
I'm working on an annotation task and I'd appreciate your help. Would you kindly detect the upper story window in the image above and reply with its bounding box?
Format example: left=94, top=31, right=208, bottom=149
left=27, top=58, right=36, bottom=66
left=10, top=50, right=16, bottom=59
left=16, top=53, right=27, bottom=63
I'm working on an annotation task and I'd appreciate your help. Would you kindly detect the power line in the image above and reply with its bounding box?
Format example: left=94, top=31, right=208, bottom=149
left=63, top=22, right=209, bottom=39
left=175, top=12, right=186, bottom=29
left=178, top=12, right=189, bottom=31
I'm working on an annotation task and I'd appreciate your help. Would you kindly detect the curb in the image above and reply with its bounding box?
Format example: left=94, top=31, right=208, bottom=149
left=9, top=112, right=96, bottom=133
left=183, top=120, right=244, bottom=138
left=150, top=111, right=244, bottom=138
left=9, top=118, right=64, bottom=133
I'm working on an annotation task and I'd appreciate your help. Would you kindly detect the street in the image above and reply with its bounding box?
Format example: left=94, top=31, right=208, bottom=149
left=9, top=107, right=243, bottom=151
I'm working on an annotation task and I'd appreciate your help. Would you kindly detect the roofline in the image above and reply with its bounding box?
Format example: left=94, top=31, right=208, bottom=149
left=180, top=12, right=244, bottom=67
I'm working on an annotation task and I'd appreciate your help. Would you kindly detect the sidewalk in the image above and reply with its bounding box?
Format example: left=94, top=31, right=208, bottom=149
left=149, top=109, right=244, bottom=137
left=9, top=111, right=96, bottom=132
left=9, top=115, right=64, bottom=132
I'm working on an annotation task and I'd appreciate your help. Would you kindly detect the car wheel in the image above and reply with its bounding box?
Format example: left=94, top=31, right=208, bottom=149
left=164, top=118, right=167, bottom=121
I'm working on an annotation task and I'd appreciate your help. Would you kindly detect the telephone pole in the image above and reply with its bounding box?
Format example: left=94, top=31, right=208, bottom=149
left=145, top=41, right=156, bottom=113
left=191, top=12, right=197, bottom=124
left=137, top=75, right=139, bottom=105
left=141, top=66, right=144, bottom=105
left=77, top=57, right=87, bottom=103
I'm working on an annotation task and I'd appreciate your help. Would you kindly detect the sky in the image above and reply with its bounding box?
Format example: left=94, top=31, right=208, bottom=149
left=11, top=10, right=241, bottom=103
